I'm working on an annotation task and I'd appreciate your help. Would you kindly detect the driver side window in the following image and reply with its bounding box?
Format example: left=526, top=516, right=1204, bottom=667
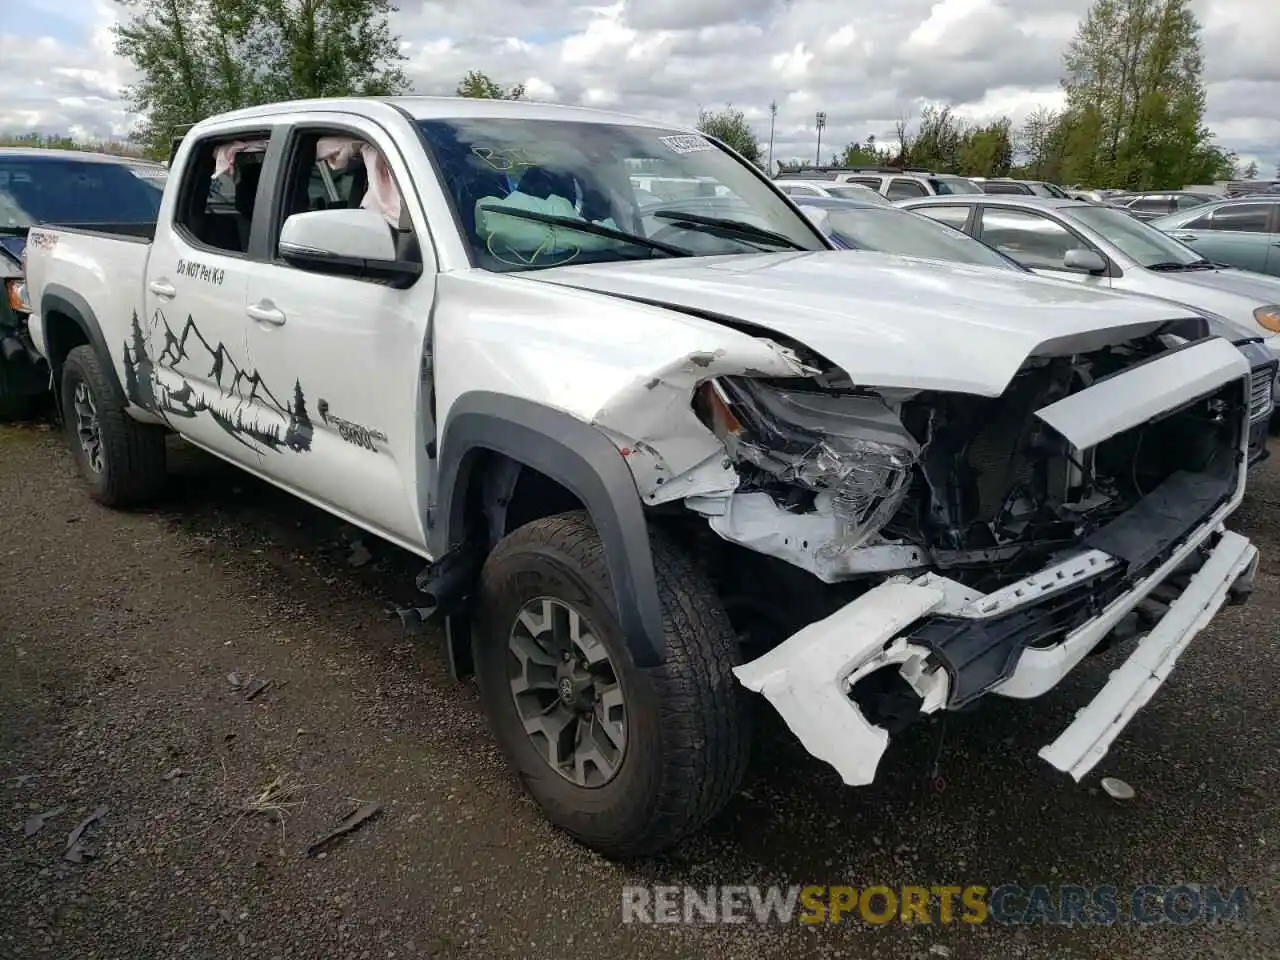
left=276, top=128, right=419, bottom=280
left=979, top=207, right=1079, bottom=270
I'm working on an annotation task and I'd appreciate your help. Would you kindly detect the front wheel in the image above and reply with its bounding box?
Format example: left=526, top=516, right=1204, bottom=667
left=473, top=510, right=751, bottom=858
left=60, top=345, right=167, bottom=507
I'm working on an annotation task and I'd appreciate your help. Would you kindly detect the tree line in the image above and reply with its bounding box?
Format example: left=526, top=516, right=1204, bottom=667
left=5, top=0, right=1273, bottom=186
left=773, top=0, right=1262, bottom=188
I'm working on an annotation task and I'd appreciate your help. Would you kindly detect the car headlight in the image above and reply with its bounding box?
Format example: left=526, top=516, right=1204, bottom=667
left=5, top=278, right=29, bottom=314
left=696, top=378, right=919, bottom=546
left=1254, top=305, right=1280, bottom=334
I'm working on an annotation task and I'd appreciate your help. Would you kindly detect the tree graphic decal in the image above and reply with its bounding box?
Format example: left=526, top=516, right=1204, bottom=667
left=285, top=379, right=314, bottom=452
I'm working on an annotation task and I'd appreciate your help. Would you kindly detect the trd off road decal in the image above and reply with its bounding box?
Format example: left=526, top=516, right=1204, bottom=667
left=317, top=399, right=387, bottom=452
left=122, top=309, right=313, bottom=454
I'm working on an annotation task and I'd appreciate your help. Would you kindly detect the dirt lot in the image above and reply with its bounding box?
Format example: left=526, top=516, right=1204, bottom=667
left=1, top=418, right=1277, bottom=960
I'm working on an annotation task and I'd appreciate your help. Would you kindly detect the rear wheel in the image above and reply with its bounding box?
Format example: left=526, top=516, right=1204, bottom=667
left=60, top=345, right=167, bottom=507
left=473, top=510, right=750, bottom=858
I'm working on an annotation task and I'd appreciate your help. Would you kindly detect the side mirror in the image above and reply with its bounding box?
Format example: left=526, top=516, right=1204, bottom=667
left=278, top=208, right=421, bottom=286
left=1063, top=247, right=1107, bottom=274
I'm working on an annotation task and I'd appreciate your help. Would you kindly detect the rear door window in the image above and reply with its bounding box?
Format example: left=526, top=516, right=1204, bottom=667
left=1204, top=203, right=1271, bottom=233
left=886, top=178, right=928, bottom=201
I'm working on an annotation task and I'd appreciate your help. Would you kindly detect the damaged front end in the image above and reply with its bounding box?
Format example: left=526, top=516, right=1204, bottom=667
left=675, top=332, right=1257, bottom=786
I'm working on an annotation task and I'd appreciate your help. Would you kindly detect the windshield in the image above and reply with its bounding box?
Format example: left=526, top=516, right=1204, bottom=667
left=825, top=206, right=1020, bottom=270
left=826, top=185, right=891, bottom=204
left=416, top=118, right=827, bottom=271
left=931, top=177, right=982, bottom=195
left=1065, top=204, right=1201, bottom=268
left=0, top=156, right=164, bottom=229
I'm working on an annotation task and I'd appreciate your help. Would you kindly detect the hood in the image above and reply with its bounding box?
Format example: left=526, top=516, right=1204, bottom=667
left=1155, top=266, right=1280, bottom=304
left=522, top=251, right=1196, bottom=396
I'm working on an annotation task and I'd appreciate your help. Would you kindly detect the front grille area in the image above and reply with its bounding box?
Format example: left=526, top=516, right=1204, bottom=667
left=1249, top=364, right=1276, bottom=420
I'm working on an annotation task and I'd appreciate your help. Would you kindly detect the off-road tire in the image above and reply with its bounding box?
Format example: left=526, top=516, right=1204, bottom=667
left=473, top=510, right=751, bottom=859
left=60, top=344, right=167, bottom=507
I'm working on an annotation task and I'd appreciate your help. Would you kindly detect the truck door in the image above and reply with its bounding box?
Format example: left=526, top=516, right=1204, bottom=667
left=237, top=116, right=437, bottom=553
left=135, top=131, right=269, bottom=462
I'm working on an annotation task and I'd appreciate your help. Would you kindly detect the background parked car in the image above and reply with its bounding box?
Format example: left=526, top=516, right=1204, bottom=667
left=773, top=179, right=892, bottom=204
left=1113, top=190, right=1218, bottom=221
left=0, top=148, right=165, bottom=418
left=1148, top=197, right=1280, bottom=277
left=790, top=194, right=1022, bottom=269
left=971, top=177, right=1072, bottom=198
left=777, top=167, right=981, bottom=201
left=896, top=193, right=1280, bottom=444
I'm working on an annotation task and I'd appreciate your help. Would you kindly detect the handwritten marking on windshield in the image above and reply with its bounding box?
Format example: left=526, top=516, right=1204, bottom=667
left=659, top=135, right=714, bottom=155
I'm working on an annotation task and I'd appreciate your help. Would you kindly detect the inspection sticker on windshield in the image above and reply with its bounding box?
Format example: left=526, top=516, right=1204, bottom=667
left=660, top=134, right=714, bottom=155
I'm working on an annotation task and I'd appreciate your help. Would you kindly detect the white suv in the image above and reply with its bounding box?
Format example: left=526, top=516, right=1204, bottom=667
left=832, top=169, right=983, bottom=201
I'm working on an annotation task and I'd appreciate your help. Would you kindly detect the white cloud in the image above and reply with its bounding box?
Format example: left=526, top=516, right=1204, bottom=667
left=1, top=0, right=1277, bottom=177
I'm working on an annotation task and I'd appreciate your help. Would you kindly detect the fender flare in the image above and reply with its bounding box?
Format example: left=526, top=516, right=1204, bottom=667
left=40, top=285, right=125, bottom=398
left=433, top=391, right=666, bottom=667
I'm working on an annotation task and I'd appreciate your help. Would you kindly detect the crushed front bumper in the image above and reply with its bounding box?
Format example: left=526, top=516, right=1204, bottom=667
left=733, top=336, right=1258, bottom=787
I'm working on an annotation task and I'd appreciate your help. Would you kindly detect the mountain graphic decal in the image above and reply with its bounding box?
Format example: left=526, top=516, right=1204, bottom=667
left=122, top=308, right=313, bottom=454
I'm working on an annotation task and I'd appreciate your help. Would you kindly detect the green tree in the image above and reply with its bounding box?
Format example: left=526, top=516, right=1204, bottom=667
left=696, top=105, right=761, bottom=164
left=1241, top=160, right=1259, bottom=179
left=838, top=137, right=882, bottom=167
left=258, top=0, right=407, bottom=102
left=455, top=70, right=525, bottom=100
left=1061, top=0, right=1219, bottom=189
left=958, top=119, right=1013, bottom=177
left=113, top=0, right=407, bottom=155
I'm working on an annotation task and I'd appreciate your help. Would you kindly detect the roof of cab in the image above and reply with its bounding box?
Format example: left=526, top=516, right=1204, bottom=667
left=186, top=95, right=685, bottom=132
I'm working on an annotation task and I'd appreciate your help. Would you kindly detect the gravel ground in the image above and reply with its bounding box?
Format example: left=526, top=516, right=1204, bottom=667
left=1, top=418, right=1277, bottom=960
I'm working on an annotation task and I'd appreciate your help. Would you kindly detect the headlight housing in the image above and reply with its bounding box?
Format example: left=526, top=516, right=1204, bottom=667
left=1254, top=305, right=1280, bottom=334
left=696, top=378, right=919, bottom=546
left=5, top=278, right=29, bottom=314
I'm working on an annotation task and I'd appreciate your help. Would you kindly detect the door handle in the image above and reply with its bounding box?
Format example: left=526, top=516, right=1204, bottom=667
left=1169, top=233, right=1196, bottom=241
left=246, top=302, right=286, bottom=326
left=148, top=279, right=176, bottom=299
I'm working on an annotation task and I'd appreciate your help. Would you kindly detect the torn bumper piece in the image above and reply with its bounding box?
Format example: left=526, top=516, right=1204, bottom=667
left=734, top=527, right=1257, bottom=787
left=1039, top=529, right=1256, bottom=780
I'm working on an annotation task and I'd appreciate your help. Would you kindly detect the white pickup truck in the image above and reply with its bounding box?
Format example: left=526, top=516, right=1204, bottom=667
left=23, top=96, right=1261, bottom=858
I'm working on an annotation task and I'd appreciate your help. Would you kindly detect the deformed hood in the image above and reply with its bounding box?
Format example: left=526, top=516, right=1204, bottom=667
left=522, top=251, right=1194, bottom=396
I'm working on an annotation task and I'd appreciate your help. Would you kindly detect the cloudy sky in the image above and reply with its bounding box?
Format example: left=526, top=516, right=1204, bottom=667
left=2, top=0, right=1277, bottom=176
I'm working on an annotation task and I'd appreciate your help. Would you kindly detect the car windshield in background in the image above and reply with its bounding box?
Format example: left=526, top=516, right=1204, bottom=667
left=931, top=178, right=981, bottom=195
left=1065, top=204, right=1202, bottom=268
left=825, top=185, right=892, bottom=204
left=0, top=157, right=164, bottom=229
left=827, top=207, right=1019, bottom=270
left=415, top=118, right=827, bottom=272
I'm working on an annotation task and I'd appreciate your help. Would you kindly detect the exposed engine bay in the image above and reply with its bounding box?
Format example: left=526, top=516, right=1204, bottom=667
left=691, top=332, right=1246, bottom=596
left=685, top=331, right=1255, bottom=788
